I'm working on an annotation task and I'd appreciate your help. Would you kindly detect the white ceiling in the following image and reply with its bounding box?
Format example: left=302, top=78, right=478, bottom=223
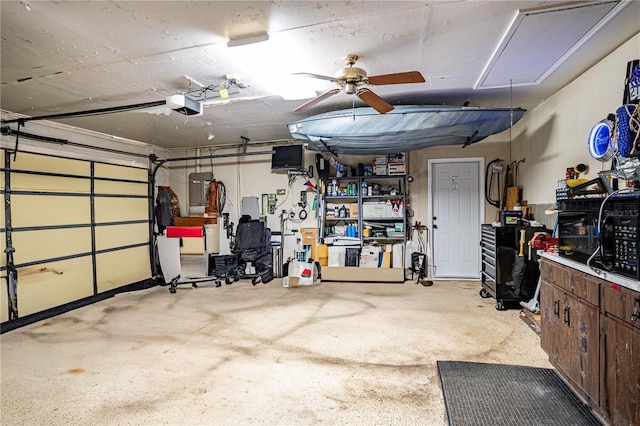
left=1, top=1, right=639, bottom=150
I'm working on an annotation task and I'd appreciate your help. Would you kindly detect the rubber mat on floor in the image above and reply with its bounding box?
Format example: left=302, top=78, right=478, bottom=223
left=437, top=361, right=603, bottom=426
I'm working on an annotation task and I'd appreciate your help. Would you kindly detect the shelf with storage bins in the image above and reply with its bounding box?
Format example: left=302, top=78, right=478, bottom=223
left=318, top=173, right=407, bottom=283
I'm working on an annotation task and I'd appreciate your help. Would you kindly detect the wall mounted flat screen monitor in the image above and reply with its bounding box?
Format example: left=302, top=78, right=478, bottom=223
left=271, top=145, right=303, bottom=170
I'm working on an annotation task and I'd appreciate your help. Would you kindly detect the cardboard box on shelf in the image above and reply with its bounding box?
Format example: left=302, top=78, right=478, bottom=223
left=375, top=155, right=388, bottom=165
left=387, top=163, right=406, bottom=175
left=349, top=203, right=358, bottom=218
left=362, top=202, right=387, bottom=218
left=388, top=153, right=406, bottom=163
left=374, top=164, right=388, bottom=175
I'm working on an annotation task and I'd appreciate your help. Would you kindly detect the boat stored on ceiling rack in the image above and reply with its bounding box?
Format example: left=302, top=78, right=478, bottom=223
left=288, top=105, right=526, bottom=155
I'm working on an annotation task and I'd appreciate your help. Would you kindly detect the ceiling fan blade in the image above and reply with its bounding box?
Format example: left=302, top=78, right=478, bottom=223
left=367, top=71, right=426, bottom=85
left=292, top=72, right=337, bottom=82
left=293, top=88, right=341, bottom=112
left=356, top=88, right=394, bottom=114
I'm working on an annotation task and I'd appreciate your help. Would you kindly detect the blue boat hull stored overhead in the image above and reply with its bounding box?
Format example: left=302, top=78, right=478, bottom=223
left=287, top=105, right=526, bottom=155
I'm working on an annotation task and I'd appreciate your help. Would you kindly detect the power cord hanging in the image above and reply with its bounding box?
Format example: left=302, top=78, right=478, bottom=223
left=485, top=158, right=503, bottom=208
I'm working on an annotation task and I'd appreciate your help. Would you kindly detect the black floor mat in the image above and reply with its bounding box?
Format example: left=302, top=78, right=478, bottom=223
left=437, top=361, right=603, bottom=426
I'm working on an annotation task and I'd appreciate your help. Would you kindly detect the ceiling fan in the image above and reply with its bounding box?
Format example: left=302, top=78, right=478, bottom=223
left=293, top=54, right=425, bottom=114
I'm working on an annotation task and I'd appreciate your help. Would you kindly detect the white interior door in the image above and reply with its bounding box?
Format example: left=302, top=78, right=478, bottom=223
left=430, top=160, right=481, bottom=278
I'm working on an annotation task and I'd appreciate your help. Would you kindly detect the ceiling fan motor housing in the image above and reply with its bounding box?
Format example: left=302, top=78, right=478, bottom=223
left=336, top=67, right=367, bottom=93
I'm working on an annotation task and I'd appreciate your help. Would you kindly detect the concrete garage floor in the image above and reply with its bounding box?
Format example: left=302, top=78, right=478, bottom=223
left=1, top=278, right=551, bottom=425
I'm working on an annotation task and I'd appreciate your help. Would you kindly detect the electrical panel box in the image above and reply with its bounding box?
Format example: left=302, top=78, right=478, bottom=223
left=189, top=172, right=213, bottom=207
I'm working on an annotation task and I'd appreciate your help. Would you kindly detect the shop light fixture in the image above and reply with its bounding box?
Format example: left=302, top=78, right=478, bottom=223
left=227, top=32, right=270, bottom=48
left=223, top=31, right=317, bottom=100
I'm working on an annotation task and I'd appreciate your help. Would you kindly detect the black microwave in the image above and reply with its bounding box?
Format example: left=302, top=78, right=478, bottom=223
left=557, top=195, right=639, bottom=280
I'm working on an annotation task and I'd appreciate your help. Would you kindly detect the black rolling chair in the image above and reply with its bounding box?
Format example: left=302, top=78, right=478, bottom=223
left=229, top=216, right=274, bottom=285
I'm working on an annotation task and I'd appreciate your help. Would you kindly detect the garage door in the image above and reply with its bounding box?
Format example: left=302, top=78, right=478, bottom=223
left=1, top=150, right=152, bottom=323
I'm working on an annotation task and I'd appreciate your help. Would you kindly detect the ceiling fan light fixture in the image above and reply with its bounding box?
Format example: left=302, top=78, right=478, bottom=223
left=227, top=32, right=270, bottom=48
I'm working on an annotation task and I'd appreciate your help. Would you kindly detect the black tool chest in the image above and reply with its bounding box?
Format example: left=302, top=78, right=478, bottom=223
left=480, top=224, right=519, bottom=310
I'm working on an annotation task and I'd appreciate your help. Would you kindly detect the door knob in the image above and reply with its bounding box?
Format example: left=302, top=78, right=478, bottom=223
left=433, top=224, right=438, bottom=229
left=433, top=216, right=437, bottom=221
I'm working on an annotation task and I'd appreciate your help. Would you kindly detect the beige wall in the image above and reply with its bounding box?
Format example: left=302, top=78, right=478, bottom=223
left=510, top=33, right=640, bottom=204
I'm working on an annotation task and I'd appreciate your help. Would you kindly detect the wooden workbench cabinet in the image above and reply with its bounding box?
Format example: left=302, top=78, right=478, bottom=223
left=600, top=283, right=640, bottom=426
left=540, top=259, right=600, bottom=404
left=540, top=257, right=640, bottom=426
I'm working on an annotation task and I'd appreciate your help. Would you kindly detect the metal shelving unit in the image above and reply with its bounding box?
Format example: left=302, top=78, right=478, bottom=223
left=319, top=174, right=406, bottom=282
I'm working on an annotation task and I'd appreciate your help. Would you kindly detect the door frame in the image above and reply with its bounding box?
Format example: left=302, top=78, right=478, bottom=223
left=427, top=157, right=485, bottom=279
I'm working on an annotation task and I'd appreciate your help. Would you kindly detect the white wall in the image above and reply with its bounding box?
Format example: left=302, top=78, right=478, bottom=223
left=510, top=33, right=640, bottom=204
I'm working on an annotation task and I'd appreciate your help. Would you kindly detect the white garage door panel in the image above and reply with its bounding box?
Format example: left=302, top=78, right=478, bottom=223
left=96, top=246, right=151, bottom=292
left=13, top=228, right=92, bottom=264
left=12, top=152, right=91, bottom=176
left=17, top=257, right=94, bottom=317
left=94, top=163, right=147, bottom=181
left=12, top=194, right=90, bottom=227
left=94, top=180, right=147, bottom=196
left=12, top=173, right=90, bottom=193
left=94, top=197, right=149, bottom=222
left=95, top=223, right=149, bottom=251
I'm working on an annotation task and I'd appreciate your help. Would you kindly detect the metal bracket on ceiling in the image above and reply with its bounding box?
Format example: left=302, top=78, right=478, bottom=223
left=12, top=120, right=24, bottom=161
left=240, top=136, right=250, bottom=154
